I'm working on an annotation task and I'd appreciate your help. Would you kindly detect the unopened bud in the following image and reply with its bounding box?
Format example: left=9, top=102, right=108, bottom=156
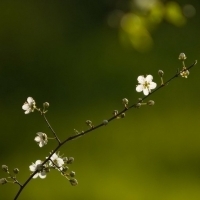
left=0, top=178, right=8, bottom=185
left=67, top=157, right=74, bottom=164
left=122, top=98, right=129, bottom=105
left=2, top=165, right=8, bottom=173
left=158, top=70, right=164, bottom=77
left=62, top=166, right=69, bottom=173
left=63, top=157, right=68, bottom=163
left=178, top=53, right=187, bottom=60
left=138, top=98, right=143, bottom=103
left=13, top=168, right=19, bottom=174
left=70, top=171, right=76, bottom=177
left=69, top=178, right=78, bottom=186
left=103, top=120, right=108, bottom=126
left=135, top=103, right=141, bottom=108
left=121, top=113, right=125, bottom=118
left=43, top=102, right=50, bottom=108
left=113, top=110, right=118, bottom=116
left=147, top=100, right=155, bottom=106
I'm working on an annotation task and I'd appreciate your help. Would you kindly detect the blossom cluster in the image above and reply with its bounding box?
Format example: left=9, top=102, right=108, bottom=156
left=22, top=97, right=77, bottom=185
left=29, top=152, right=77, bottom=185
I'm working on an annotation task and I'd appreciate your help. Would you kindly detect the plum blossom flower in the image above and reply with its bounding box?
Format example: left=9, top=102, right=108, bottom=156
left=35, top=132, right=48, bottom=147
left=29, top=160, right=47, bottom=179
left=180, top=69, right=189, bottom=78
left=136, top=75, right=157, bottom=95
left=49, top=152, right=64, bottom=170
left=22, top=97, right=36, bottom=114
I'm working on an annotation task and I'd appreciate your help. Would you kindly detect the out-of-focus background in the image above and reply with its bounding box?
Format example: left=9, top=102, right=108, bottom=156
left=0, top=0, right=200, bottom=199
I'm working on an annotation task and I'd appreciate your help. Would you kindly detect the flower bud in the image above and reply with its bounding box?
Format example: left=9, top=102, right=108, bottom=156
left=103, top=120, right=108, bottom=126
left=13, top=168, right=19, bottom=174
left=113, top=110, right=118, bottom=116
left=0, top=178, right=8, bottom=185
left=43, top=102, right=50, bottom=108
left=63, top=157, right=68, bottom=163
left=62, top=166, right=69, bottom=173
left=67, top=157, right=74, bottom=164
left=121, top=113, right=125, bottom=118
left=158, top=70, right=164, bottom=77
left=122, top=98, right=129, bottom=105
left=69, top=178, right=78, bottom=186
left=70, top=171, right=76, bottom=177
left=138, top=98, right=143, bottom=103
left=147, top=100, right=155, bottom=106
left=2, top=165, right=8, bottom=173
left=135, top=103, right=141, bottom=108
left=178, top=53, right=187, bottom=60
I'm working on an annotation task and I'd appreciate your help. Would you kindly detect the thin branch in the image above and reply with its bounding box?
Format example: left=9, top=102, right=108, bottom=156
left=61, top=60, right=197, bottom=144
left=12, top=178, right=23, bottom=188
left=14, top=60, right=197, bottom=200
left=43, top=114, right=61, bottom=144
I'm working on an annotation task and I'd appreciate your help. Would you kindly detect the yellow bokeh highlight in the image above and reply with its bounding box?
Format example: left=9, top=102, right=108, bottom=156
left=165, top=1, right=187, bottom=26
left=120, top=13, right=153, bottom=52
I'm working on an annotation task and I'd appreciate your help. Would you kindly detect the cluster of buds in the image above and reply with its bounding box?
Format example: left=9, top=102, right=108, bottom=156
left=179, top=53, right=190, bottom=78
left=135, top=99, right=155, bottom=108
left=0, top=165, right=20, bottom=186
left=86, top=120, right=94, bottom=128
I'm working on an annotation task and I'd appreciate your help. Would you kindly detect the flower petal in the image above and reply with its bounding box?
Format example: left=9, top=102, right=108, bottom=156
left=145, top=75, right=153, bottom=82
left=57, top=158, right=64, bottom=167
left=24, top=109, right=31, bottom=114
left=51, top=153, right=58, bottom=160
left=143, top=88, right=149, bottom=96
left=35, top=160, right=42, bottom=165
left=27, top=97, right=34, bottom=104
left=39, top=172, right=46, bottom=179
left=149, top=82, right=157, bottom=89
left=33, top=173, right=39, bottom=179
left=39, top=142, right=44, bottom=147
left=22, top=104, right=29, bottom=110
left=137, top=76, right=145, bottom=84
left=37, top=132, right=43, bottom=137
left=136, top=85, right=143, bottom=92
left=29, top=165, right=36, bottom=172
left=34, top=136, right=41, bottom=142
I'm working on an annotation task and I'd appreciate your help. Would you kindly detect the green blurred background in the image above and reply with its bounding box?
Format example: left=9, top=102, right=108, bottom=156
left=0, top=0, right=200, bottom=199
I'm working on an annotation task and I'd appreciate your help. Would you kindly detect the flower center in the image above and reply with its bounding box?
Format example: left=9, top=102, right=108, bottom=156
left=42, top=134, right=47, bottom=141
left=143, top=81, right=150, bottom=89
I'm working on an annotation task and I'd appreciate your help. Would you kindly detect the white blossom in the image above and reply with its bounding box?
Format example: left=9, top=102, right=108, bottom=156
left=180, top=70, right=189, bottom=78
left=29, top=160, right=46, bottom=179
left=22, top=97, right=36, bottom=114
left=136, top=75, right=157, bottom=95
left=49, top=153, right=64, bottom=170
left=35, top=132, right=48, bottom=147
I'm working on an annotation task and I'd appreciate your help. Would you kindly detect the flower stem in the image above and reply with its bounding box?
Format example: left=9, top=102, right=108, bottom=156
left=42, top=114, right=61, bottom=144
